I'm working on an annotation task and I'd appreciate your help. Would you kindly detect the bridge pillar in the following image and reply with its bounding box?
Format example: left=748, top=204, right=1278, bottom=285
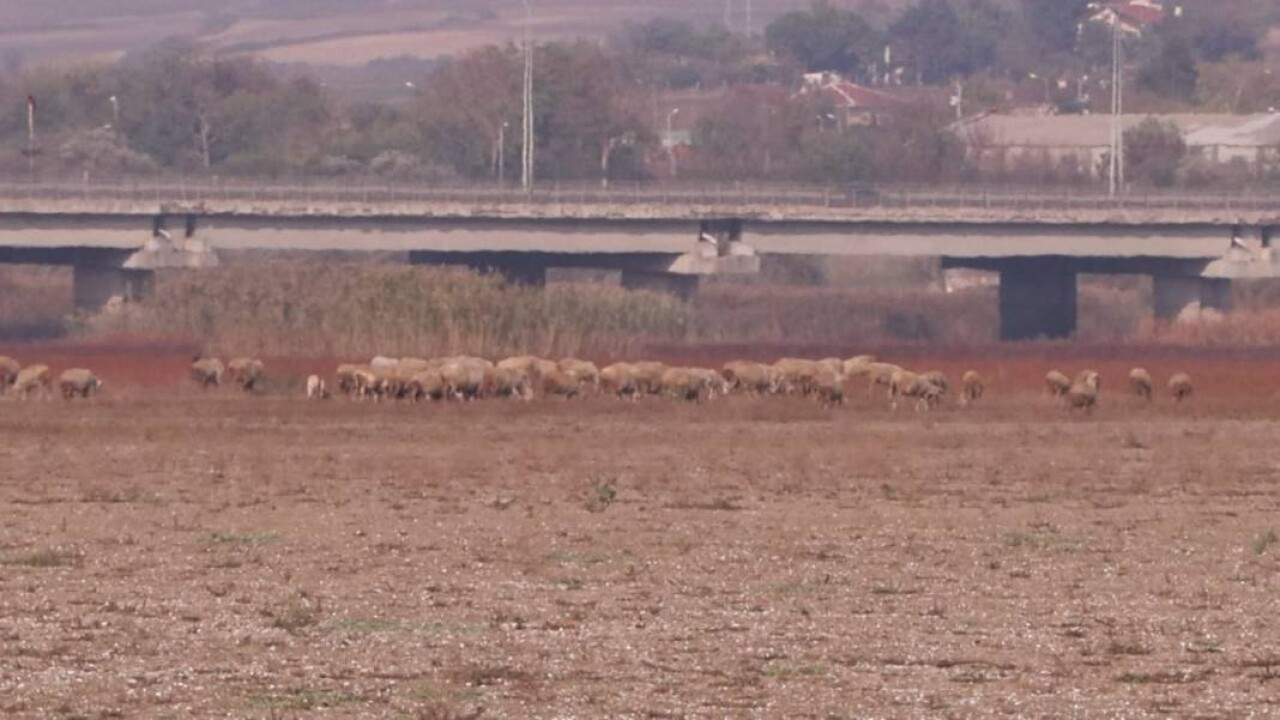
left=1154, top=276, right=1231, bottom=322
left=73, top=266, right=154, bottom=312
left=998, top=260, right=1077, bottom=340
left=621, top=270, right=699, bottom=301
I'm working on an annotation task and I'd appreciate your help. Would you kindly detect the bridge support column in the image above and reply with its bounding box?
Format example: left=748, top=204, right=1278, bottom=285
left=621, top=270, right=699, bottom=301
left=998, top=260, right=1077, bottom=340
left=1154, top=276, right=1231, bottom=322
left=73, top=266, right=154, bottom=312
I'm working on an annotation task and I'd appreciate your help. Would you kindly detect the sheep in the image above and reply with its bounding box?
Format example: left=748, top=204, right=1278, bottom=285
left=1129, top=368, right=1153, bottom=401
left=498, top=356, right=558, bottom=383
left=1168, top=372, right=1193, bottom=402
left=864, top=362, right=905, bottom=398
left=961, top=370, right=985, bottom=406
left=773, top=358, right=823, bottom=396
left=227, top=357, right=265, bottom=393
left=12, top=364, right=53, bottom=400
left=0, top=355, right=21, bottom=393
left=370, top=356, right=399, bottom=371
left=920, top=370, right=949, bottom=396
left=1074, top=369, right=1101, bottom=391
left=817, top=357, right=845, bottom=378
left=59, top=368, right=103, bottom=400
left=1044, top=370, right=1071, bottom=398
left=1066, top=371, right=1100, bottom=413
left=335, top=364, right=368, bottom=397
left=841, top=355, right=876, bottom=377
left=888, top=369, right=942, bottom=411
left=599, top=362, right=640, bottom=400
left=689, top=368, right=730, bottom=399
left=352, top=367, right=382, bottom=401
left=190, top=356, right=224, bottom=389
left=809, top=368, right=845, bottom=408
left=722, top=361, right=775, bottom=396
left=440, top=357, right=491, bottom=401
left=485, top=365, right=534, bottom=401
left=558, top=358, right=600, bottom=391
left=541, top=369, right=582, bottom=399
left=306, top=375, right=329, bottom=400
left=659, top=367, right=704, bottom=402
left=632, top=361, right=669, bottom=397
left=406, top=371, right=447, bottom=402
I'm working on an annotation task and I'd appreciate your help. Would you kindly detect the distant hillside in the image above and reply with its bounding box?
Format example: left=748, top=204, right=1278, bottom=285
left=1, top=1, right=912, bottom=68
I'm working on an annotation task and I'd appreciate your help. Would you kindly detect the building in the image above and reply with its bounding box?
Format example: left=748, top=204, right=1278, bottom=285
left=953, top=113, right=1280, bottom=179
left=1086, top=1, right=1167, bottom=37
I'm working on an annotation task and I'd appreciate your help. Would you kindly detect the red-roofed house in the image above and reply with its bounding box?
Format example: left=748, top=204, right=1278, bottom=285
left=801, top=72, right=922, bottom=127
left=1088, top=1, right=1167, bottom=37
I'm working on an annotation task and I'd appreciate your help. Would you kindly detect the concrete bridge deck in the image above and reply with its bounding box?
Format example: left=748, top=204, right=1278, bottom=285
left=0, top=181, right=1277, bottom=339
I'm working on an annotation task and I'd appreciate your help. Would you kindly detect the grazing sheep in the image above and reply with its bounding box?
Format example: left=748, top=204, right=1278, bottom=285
left=961, top=370, right=985, bottom=406
left=816, top=357, right=845, bottom=378
left=370, top=356, right=399, bottom=371
left=809, top=368, right=845, bottom=408
left=485, top=366, right=534, bottom=401
left=190, top=356, right=224, bottom=389
left=541, top=369, right=582, bottom=399
left=306, top=375, right=329, bottom=400
left=335, top=364, right=368, bottom=397
left=227, top=357, right=265, bottom=392
left=1045, top=370, right=1071, bottom=398
left=773, top=358, right=824, bottom=396
left=888, top=369, right=942, bottom=411
left=1129, top=368, right=1153, bottom=401
left=498, top=356, right=558, bottom=384
left=0, top=355, right=21, bottom=393
left=13, top=364, right=53, bottom=400
left=1168, top=373, right=1194, bottom=402
left=689, top=368, right=730, bottom=399
left=406, top=371, right=447, bottom=402
left=1066, top=371, right=1100, bottom=413
left=722, top=361, right=775, bottom=396
left=1074, top=369, right=1101, bottom=391
left=599, top=362, right=640, bottom=400
left=352, top=367, right=381, bottom=400
left=632, top=362, right=669, bottom=396
left=841, top=355, right=876, bottom=377
left=441, top=357, right=492, bottom=401
left=59, top=368, right=103, bottom=400
left=558, top=358, right=600, bottom=391
left=920, top=371, right=949, bottom=396
left=660, top=367, right=722, bottom=402
left=865, top=362, right=905, bottom=398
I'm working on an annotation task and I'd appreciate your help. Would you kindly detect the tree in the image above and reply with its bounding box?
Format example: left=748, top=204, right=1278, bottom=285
left=1137, top=36, right=1198, bottom=101
left=764, top=1, right=883, bottom=79
left=1124, top=117, right=1186, bottom=187
left=890, top=0, right=1006, bottom=85
left=1020, top=0, right=1090, bottom=56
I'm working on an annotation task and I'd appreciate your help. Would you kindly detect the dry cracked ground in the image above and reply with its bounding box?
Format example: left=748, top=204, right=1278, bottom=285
left=2, top=364, right=1280, bottom=718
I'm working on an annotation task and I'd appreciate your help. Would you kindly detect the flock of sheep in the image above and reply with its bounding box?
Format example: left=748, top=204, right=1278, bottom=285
left=0, top=356, right=103, bottom=400
left=0, top=352, right=1195, bottom=412
left=1043, top=367, right=1194, bottom=412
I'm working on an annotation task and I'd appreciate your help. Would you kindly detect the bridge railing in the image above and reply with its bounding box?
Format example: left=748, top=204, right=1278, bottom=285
left=0, top=178, right=1277, bottom=213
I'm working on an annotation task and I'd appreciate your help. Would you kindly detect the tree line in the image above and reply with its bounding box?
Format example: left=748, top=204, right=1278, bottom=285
left=0, top=0, right=1276, bottom=187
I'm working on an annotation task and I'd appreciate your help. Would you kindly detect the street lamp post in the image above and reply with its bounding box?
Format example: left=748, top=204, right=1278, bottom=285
left=1029, top=73, right=1050, bottom=104
left=520, top=0, right=534, bottom=192
left=109, top=95, right=120, bottom=134
left=667, top=108, right=680, bottom=178
left=497, top=121, right=508, bottom=185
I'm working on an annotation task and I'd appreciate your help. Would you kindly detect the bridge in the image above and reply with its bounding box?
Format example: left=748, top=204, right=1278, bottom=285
left=1, top=180, right=1277, bottom=339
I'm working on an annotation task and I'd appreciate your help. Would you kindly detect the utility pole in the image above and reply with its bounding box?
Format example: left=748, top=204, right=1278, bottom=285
left=744, top=0, right=752, bottom=36
left=109, top=95, right=120, bottom=135
left=1108, top=19, right=1123, bottom=198
left=25, top=95, right=36, bottom=175
left=497, top=121, right=508, bottom=184
left=520, top=0, right=534, bottom=192
left=667, top=108, right=680, bottom=178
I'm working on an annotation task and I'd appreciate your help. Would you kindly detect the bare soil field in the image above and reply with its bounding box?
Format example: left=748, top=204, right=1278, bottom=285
left=2, top=344, right=1280, bottom=717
